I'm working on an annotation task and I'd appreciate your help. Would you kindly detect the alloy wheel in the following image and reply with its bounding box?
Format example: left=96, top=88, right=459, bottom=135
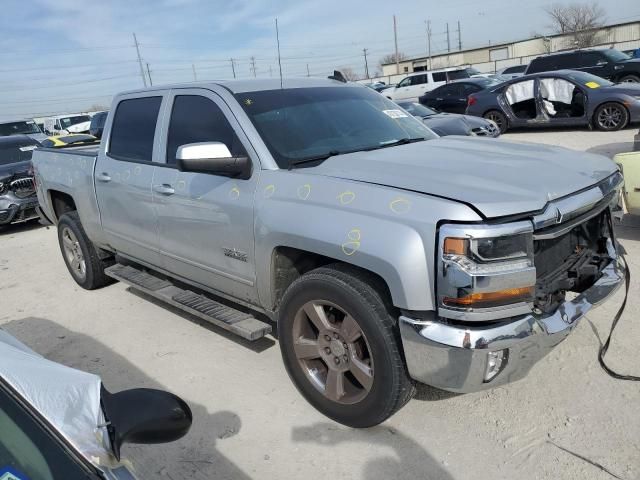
left=61, top=226, right=86, bottom=281
left=292, top=300, right=374, bottom=405
left=597, top=105, right=624, bottom=130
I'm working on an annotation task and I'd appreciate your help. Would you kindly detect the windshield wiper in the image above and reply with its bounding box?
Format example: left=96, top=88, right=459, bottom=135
left=366, top=137, right=426, bottom=151
left=288, top=150, right=342, bottom=170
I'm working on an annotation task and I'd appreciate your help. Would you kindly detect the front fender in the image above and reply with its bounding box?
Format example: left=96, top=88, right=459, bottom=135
left=254, top=170, right=482, bottom=311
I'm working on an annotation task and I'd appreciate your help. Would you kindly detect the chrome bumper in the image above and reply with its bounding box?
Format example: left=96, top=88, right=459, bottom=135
left=399, top=258, right=625, bottom=393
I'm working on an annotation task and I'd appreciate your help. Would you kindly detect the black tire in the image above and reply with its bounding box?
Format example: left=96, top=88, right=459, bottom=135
left=57, top=211, right=114, bottom=290
left=483, top=110, right=508, bottom=134
left=278, top=263, right=415, bottom=428
left=593, top=102, right=629, bottom=131
left=619, top=74, right=640, bottom=83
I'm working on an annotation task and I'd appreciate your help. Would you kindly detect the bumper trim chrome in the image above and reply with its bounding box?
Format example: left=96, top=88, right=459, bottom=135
left=400, top=257, right=625, bottom=393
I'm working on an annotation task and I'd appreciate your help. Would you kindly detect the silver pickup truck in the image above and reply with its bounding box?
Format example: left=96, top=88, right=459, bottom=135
left=33, top=78, right=624, bottom=428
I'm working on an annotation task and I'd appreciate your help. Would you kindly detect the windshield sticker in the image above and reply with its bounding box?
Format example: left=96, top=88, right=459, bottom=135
left=0, top=467, right=30, bottom=480
left=585, top=81, right=600, bottom=89
left=382, top=109, right=408, bottom=119
left=19, top=145, right=37, bottom=152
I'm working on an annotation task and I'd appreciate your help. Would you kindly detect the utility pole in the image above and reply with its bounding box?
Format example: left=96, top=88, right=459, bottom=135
left=457, top=20, right=462, bottom=50
left=132, top=32, right=147, bottom=88
left=146, top=62, right=153, bottom=86
left=192, top=64, right=197, bottom=81
left=393, top=15, right=400, bottom=74
left=425, top=20, right=432, bottom=70
left=446, top=23, right=451, bottom=52
left=275, top=18, right=283, bottom=88
left=306, top=63, right=310, bottom=77
left=250, top=56, right=257, bottom=77
left=363, top=48, right=370, bottom=79
left=230, top=58, right=236, bottom=79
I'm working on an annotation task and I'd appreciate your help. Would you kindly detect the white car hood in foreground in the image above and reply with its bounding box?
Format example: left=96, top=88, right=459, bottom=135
left=0, top=329, right=111, bottom=463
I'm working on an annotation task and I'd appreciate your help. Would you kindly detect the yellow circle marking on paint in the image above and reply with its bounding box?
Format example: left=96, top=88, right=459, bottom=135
left=390, top=197, right=411, bottom=214
left=264, top=184, right=276, bottom=198
left=341, top=228, right=361, bottom=256
left=337, top=190, right=356, bottom=205
left=229, top=185, right=240, bottom=199
left=177, top=180, right=186, bottom=190
left=134, top=166, right=142, bottom=176
left=297, top=184, right=311, bottom=200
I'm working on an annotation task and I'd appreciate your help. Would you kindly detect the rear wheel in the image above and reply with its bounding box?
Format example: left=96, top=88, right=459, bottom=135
left=57, top=211, right=114, bottom=289
left=619, top=74, right=640, bottom=83
left=593, top=102, right=629, bottom=131
left=278, top=264, right=415, bottom=428
left=484, top=110, right=508, bottom=134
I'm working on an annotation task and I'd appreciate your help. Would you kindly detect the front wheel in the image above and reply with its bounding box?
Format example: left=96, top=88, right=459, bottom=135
left=484, top=110, right=508, bottom=134
left=278, top=264, right=415, bottom=428
left=593, top=102, right=629, bottom=131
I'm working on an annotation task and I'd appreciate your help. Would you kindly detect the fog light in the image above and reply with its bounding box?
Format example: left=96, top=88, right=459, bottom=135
left=484, top=349, right=508, bottom=382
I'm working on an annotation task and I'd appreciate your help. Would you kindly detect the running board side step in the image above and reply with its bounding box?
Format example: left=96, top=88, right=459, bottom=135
left=104, top=264, right=272, bottom=341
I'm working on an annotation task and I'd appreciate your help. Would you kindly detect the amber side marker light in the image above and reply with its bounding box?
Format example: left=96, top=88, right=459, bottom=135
left=443, top=237, right=468, bottom=255
left=444, top=286, right=534, bottom=308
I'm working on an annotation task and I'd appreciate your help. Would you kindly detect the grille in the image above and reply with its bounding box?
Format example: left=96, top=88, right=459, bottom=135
left=533, top=210, right=609, bottom=312
left=10, top=177, right=36, bottom=199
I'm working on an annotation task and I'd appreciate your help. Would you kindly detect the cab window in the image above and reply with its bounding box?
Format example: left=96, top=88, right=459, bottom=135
left=409, top=74, right=428, bottom=86
left=397, top=77, right=411, bottom=88
left=432, top=72, right=447, bottom=83
left=166, top=95, right=246, bottom=165
left=109, top=96, right=162, bottom=162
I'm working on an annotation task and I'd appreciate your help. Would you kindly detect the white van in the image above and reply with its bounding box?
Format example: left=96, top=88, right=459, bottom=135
left=383, top=67, right=482, bottom=101
left=35, top=114, right=92, bottom=136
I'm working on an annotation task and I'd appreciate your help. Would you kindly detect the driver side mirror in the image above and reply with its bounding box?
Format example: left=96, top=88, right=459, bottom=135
left=176, top=142, right=251, bottom=179
left=101, top=386, right=193, bottom=461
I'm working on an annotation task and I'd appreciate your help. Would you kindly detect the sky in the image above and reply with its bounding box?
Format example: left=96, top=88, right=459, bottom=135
left=0, top=0, right=639, bottom=120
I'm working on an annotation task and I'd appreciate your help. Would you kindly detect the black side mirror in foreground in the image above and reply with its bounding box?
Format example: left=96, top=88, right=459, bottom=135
left=101, top=386, right=193, bottom=460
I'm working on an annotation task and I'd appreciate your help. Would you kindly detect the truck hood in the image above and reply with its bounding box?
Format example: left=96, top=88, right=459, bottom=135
left=309, top=137, right=618, bottom=218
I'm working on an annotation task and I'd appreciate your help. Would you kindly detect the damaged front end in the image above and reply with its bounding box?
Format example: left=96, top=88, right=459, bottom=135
left=0, top=173, right=40, bottom=225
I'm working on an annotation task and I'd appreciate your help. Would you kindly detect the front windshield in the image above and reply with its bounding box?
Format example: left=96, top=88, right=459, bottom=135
left=0, top=121, right=41, bottom=136
left=564, top=71, right=613, bottom=87
left=397, top=102, right=437, bottom=117
left=236, top=86, right=436, bottom=168
left=59, top=116, right=90, bottom=129
left=603, top=49, right=631, bottom=62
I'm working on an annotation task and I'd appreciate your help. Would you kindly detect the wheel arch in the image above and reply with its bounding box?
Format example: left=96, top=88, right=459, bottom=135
left=48, top=189, right=77, bottom=222
left=269, top=246, right=395, bottom=314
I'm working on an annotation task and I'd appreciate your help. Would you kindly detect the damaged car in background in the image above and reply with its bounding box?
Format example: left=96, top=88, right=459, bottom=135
left=0, top=328, right=192, bottom=479
left=465, top=70, right=640, bottom=133
left=396, top=101, right=500, bottom=137
left=0, top=135, right=40, bottom=227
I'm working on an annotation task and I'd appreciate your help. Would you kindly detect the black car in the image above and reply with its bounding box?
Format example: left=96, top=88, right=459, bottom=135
left=0, top=135, right=40, bottom=226
left=419, top=78, right=503, bottom=114
left=397, top=101, right=500, bottom=137
left=526, top=48, right=640, bottom=83
left=89, top=111, right=108, bottom=139
left=465, top=70, right=640, bottom=133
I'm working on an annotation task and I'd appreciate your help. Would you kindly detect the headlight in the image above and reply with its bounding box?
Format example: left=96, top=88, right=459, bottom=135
left=438, top=222, right=536, bottom=321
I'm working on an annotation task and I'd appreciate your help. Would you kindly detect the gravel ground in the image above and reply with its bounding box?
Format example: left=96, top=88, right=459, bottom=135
left=1, top=127, right=639, bottom=480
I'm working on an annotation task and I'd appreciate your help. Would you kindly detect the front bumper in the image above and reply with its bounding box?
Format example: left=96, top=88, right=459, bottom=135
left=0, top=196, right=40, bottom=225
left=399, top=257, right=624, bottom=393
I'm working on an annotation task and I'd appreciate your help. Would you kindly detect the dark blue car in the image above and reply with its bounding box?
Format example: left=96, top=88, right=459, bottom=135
left=465, top=70, right=640, bottom=133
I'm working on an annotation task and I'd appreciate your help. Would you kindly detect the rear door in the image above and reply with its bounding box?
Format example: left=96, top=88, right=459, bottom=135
left=95, top=93, right=166, bottom=267
left=437, top=84, right=469, bottom=114
left=152, top=88, right=260, bottom=304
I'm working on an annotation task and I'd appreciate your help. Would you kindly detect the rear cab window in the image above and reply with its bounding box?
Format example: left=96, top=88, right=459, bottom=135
left=108, top=96, right=162, bottom=162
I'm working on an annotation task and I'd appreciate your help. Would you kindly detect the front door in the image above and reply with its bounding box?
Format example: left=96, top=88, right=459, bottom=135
left=438, top=84, right=468, bottom=114
left=538, top=77, right=587, bottom=127
left=95, top=93, right=166, bottom=267
left=153, top=89, right=260, bottom=304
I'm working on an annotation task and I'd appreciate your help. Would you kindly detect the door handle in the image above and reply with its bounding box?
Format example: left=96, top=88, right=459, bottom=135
left=153, top=184, right=175, bottom=196
left=436, top=98, right=443, bottom=101
left=96, top=172, right=111, bottom=182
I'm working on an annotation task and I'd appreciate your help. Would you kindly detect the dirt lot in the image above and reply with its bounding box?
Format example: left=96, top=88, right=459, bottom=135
left=2, top=127, right=639, bottom=480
